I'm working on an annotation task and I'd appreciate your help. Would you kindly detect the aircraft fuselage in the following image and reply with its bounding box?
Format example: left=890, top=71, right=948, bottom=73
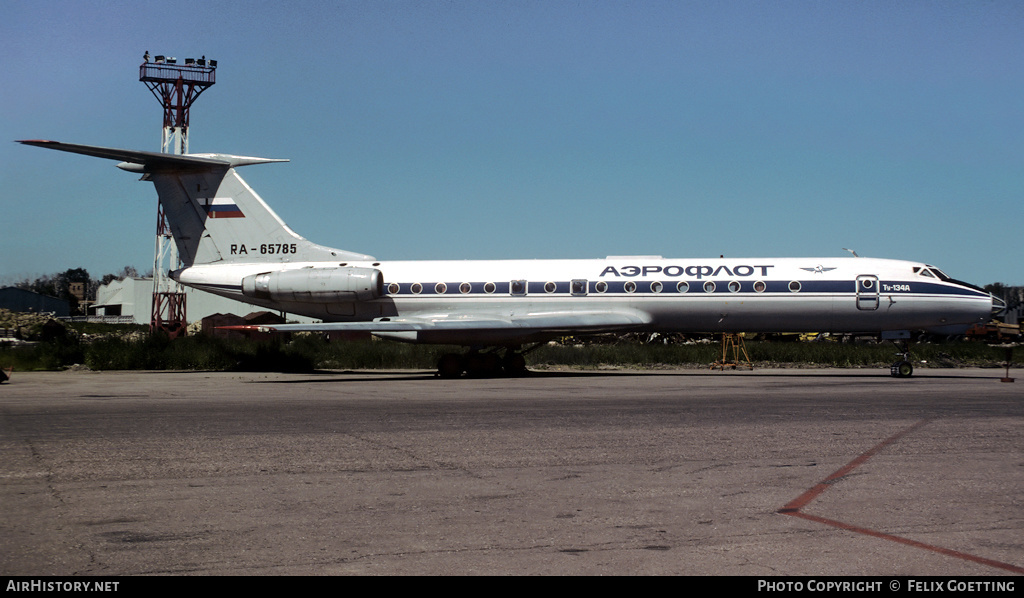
left=176, top=255, right=993, bottom=345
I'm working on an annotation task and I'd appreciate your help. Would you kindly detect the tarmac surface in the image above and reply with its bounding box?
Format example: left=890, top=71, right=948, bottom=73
left=1, top=367, right=1021, bottom=576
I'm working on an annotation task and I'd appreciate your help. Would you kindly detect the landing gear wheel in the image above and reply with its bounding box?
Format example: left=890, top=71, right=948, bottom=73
left=465, top=351, right=502, bottom=378
left=890, top=360, right=913, bottom=378
left=502, top=352, right=527, bottom=377
left=436, top=345, right=536, bottom=379
left=437, top=353, right=464, bottom=379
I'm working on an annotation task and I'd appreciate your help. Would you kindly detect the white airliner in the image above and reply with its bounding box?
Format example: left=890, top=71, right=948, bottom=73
left=19, top=140, right=1002, bottom=378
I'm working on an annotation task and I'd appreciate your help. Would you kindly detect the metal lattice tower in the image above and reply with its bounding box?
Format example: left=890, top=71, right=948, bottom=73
left=139, top=53, right=217, bottom=337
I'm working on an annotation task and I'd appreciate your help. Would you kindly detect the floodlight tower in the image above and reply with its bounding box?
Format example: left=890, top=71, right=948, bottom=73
left=139, top=53, right=217, bottom=337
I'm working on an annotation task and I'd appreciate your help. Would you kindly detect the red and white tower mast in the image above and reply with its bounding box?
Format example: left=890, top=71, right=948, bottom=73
left=139, top=53, right=217, bottom=337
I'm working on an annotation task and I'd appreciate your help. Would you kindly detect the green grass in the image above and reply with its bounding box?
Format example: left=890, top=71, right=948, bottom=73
left=529, top=339, right=1012, bottom=370
left=0, top=337, right=85, bottom=371
left=1, top=330, right=1018, bottom=373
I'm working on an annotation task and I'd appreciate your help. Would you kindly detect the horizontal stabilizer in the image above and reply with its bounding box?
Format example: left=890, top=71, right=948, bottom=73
left=17, top=140, right=287, bottom=170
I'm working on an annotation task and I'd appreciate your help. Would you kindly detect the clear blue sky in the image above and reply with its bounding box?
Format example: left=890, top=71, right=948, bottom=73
left=3, top=0, right=1022, bottom=286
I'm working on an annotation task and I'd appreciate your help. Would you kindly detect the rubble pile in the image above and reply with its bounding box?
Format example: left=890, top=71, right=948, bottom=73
left=0, top=308, right=64, bottom=342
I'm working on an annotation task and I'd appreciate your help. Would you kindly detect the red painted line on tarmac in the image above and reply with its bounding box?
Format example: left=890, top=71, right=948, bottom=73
left=790, top=511, right=1024, bottom=574
left=779, top=418, right=1024, bottom=575
left=779, top=419, right=931, bottom=514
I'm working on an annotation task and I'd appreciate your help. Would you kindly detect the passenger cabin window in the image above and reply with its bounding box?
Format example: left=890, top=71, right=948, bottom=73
left=510, top=280, right=527, bottom=296
left=571, top=280, right=588, bottom=296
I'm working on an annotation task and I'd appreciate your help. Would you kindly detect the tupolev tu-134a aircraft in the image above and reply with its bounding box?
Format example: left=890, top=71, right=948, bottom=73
left=19, top=140, right=1004, bottom=378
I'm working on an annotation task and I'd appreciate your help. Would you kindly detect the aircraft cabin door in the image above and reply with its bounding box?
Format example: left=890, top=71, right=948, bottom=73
left=856, top=275, right=879, bottom=310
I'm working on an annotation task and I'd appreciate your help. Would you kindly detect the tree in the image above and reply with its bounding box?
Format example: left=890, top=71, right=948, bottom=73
left=117, top=265, right=139, bottom=280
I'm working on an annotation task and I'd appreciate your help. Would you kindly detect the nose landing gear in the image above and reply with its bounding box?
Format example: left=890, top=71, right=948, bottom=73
left=890, top=340, right=914, bottom=378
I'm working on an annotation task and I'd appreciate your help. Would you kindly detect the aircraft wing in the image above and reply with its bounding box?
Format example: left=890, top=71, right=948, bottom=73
left=222, top=309, right=652, bottom=342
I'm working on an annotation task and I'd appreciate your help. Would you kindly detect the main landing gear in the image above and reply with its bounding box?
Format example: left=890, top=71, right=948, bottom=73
left=890, top=339, right=914, bottom=378
left=436, top=345, right=539, bottom=379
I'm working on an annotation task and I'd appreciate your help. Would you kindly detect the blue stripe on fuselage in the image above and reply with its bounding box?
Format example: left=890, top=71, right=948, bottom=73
left=381, top=279, right=985, bottom=298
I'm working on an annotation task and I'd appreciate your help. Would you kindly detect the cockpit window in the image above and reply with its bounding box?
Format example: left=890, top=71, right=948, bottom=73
left=917, top=265, right=952, bottom=280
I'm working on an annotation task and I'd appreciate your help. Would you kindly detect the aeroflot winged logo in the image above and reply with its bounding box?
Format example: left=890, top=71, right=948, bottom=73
left=201, top=197, right=245, bottom=219
left=800, top=266, right=837, bottom=274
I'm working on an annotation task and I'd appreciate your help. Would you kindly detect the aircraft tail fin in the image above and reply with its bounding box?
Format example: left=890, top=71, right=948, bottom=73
left=17, top=140, right=374, bottom=267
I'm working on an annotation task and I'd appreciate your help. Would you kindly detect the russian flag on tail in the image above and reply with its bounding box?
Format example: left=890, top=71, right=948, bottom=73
left=202, top=197, right=245, bottom=219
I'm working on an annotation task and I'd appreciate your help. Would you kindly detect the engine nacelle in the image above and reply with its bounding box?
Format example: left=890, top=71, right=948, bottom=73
left=242, top=267, right=384, bottom=303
